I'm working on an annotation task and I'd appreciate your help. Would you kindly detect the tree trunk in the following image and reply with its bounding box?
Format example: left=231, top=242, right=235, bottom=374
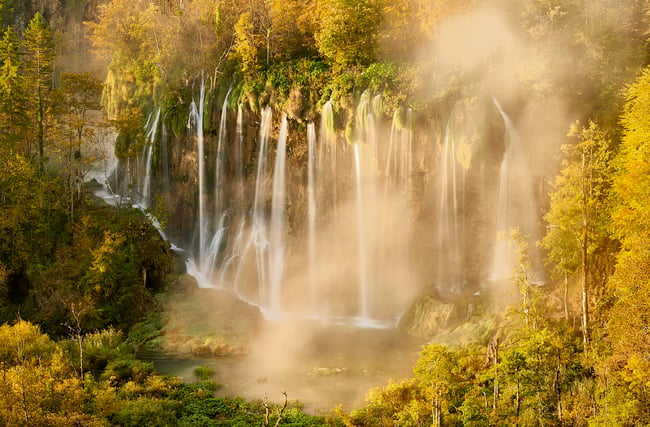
left=37, top=86, right=44, bottom=174
left=556, top=352, right=563, bottom=421
left=580, top=149, right=589, bottom=347
left=581, top=236, right=589, bottom=346
left=564, top=272, right=569, bottom=321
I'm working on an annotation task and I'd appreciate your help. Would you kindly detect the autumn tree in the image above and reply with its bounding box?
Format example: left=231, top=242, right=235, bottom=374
left=0, top=27, right=28, bottom=157
left=315, top=0, right=382, bottom=67
left=23, top=12, right=55, bottom=173
left=269, top=0, right=318, bottom=60
left=541, top=121, right=613, bottom=347
left=413, top=343, right=459, bottom=426
left=232, top=12, right=261, bottom=77
left=49, top=72, right=103, bottom=220
left=594, top=67, right=650, bottom=424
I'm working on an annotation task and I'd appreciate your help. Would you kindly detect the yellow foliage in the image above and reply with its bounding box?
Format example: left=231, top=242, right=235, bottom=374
left=90, top=230, right=126, bottom=275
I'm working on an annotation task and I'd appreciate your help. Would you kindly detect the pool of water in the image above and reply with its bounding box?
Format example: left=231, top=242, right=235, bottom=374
left=145, top=320, right=424, bottom=414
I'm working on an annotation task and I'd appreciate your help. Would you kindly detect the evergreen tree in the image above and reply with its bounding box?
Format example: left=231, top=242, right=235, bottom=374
left=0, top=27, right=28, bottom=157
left=23, top=12, right=55, bottom=174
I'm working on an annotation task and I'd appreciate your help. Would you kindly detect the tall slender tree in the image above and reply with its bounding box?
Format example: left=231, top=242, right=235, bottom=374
left=49, top=72, right=102, bottom=221
left=23, top=12, right=55, bottom=173
left=0, top=27, right=28, bottom=157
left=541, top=121, right=613, bottom=347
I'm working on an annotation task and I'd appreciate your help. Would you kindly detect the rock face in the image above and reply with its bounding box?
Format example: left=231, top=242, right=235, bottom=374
left=12, top=0, right=104, bottom=74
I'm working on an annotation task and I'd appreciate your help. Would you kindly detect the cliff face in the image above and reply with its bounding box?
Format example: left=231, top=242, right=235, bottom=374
left=10, top=0, right=105, bottom=74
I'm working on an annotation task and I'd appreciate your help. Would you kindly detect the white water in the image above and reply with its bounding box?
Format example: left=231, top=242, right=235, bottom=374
left=141, top=108, right=160, bottom=208
left=354, top=143, right=369, bottom=321
left=269, top=114, right=288, bottom=314
left=235, top=107, right=272, bottom=306
left=235, top=105, right=245, bottom=203
left=307, top=122, right=318, bottom=310
left=198, top=89, right=232, bottom=287
left=436, top=118, right=462, bottom=291
left=214, top=88, right=231, bottom=219
left=490, top=98, right=540, bottom=282
left=187, top=80, right=206, bottom=266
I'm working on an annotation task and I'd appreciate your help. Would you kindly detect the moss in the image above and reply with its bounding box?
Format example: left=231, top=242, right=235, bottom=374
left=399, top=294, right=458, bottom=339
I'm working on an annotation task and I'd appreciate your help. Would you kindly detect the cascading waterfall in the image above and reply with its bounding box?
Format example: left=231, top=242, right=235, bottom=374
left=235, top=104, right=245, bottom=204
left=187, top=80, right=206, bottom=267
left=140, top=107, right=160, bottom=209
left=490, top=98, right=540, bottom=282
left=353, top=143, right=369, bottom=321
left=436, top=118, right=462, bottom=291
left=124, top=84, right=547, bottom=327
left=235, top=106, right=273, bottom=307
left=217, top=105, right=246, bottom=287
left=319, top=100, right=336, bottom=221
left=307, top=122, right=317, bottom=309
left=214, top=88, right=231, bottom=214
left=269, top=114, right=288, bottom=315
left=490, top=127, right=512, bottom=281
left=200, top=88, right=231, bottom=286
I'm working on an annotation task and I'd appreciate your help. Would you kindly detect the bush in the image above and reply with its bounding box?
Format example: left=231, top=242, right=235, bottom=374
left=194, top=365, right=215, bottom=381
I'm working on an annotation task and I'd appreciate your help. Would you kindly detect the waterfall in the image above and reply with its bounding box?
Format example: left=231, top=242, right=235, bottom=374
left=240, top=106, right=272, bottom=308
left=319, top=100, right=336, bottom=220
left=307, top=122, right=317, bottom=310
left=141, top=107, right=160, bottom=209
left=269, top=114, right=288, bottom=314
left=132, top=83, right=548, bottom=327
left=235, top=104, right=244, bottom=204
left=200, top=88, right=232, bottom=287
left=214, top=87, right=231, bottom=221
left=490, top=125, right=512, bottom=281
left=188, top=79, right=206, bottom=267
left=400, top=108, right=413, bottom=185
left=490, top=98, right=540, bottom=282
left=354, top=143, right=369, bottom=321
left=436, top=117, right=462, bottom=291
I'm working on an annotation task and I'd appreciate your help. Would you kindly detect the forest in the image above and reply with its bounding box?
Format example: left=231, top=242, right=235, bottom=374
left=1, top=0, right=650, bottom=425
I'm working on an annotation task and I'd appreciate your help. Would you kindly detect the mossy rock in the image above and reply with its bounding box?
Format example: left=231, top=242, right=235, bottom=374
left=398, top=294, right=461, bottom=339
left=159, top=287, right=263, bottom=357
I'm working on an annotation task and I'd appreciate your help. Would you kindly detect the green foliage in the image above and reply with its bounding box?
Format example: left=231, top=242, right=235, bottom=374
left=23, top=12, right=55, bottom=173
left=0, top=27, right=28, bottom=157
left=194, top=365, right=215, bottom=382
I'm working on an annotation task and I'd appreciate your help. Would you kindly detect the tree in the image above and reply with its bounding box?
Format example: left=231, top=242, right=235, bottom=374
left=0, top=27, right=28, bottom=157
left=269, top=0, right=318, bottom=60
left=315, top=0, right=382, bottom=67
left=0, top=0, right=16, bottom=30
left=23, top=12, right=55, bottom=174
left=601, top=67, right=650, bottom=422
left=49, top=72, right=103, bottom=220
left=541, top=121, right=613, bottom=346
left=232, top=12, right=261, bottom=76
left=413, top=343, right=458, bottom=426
